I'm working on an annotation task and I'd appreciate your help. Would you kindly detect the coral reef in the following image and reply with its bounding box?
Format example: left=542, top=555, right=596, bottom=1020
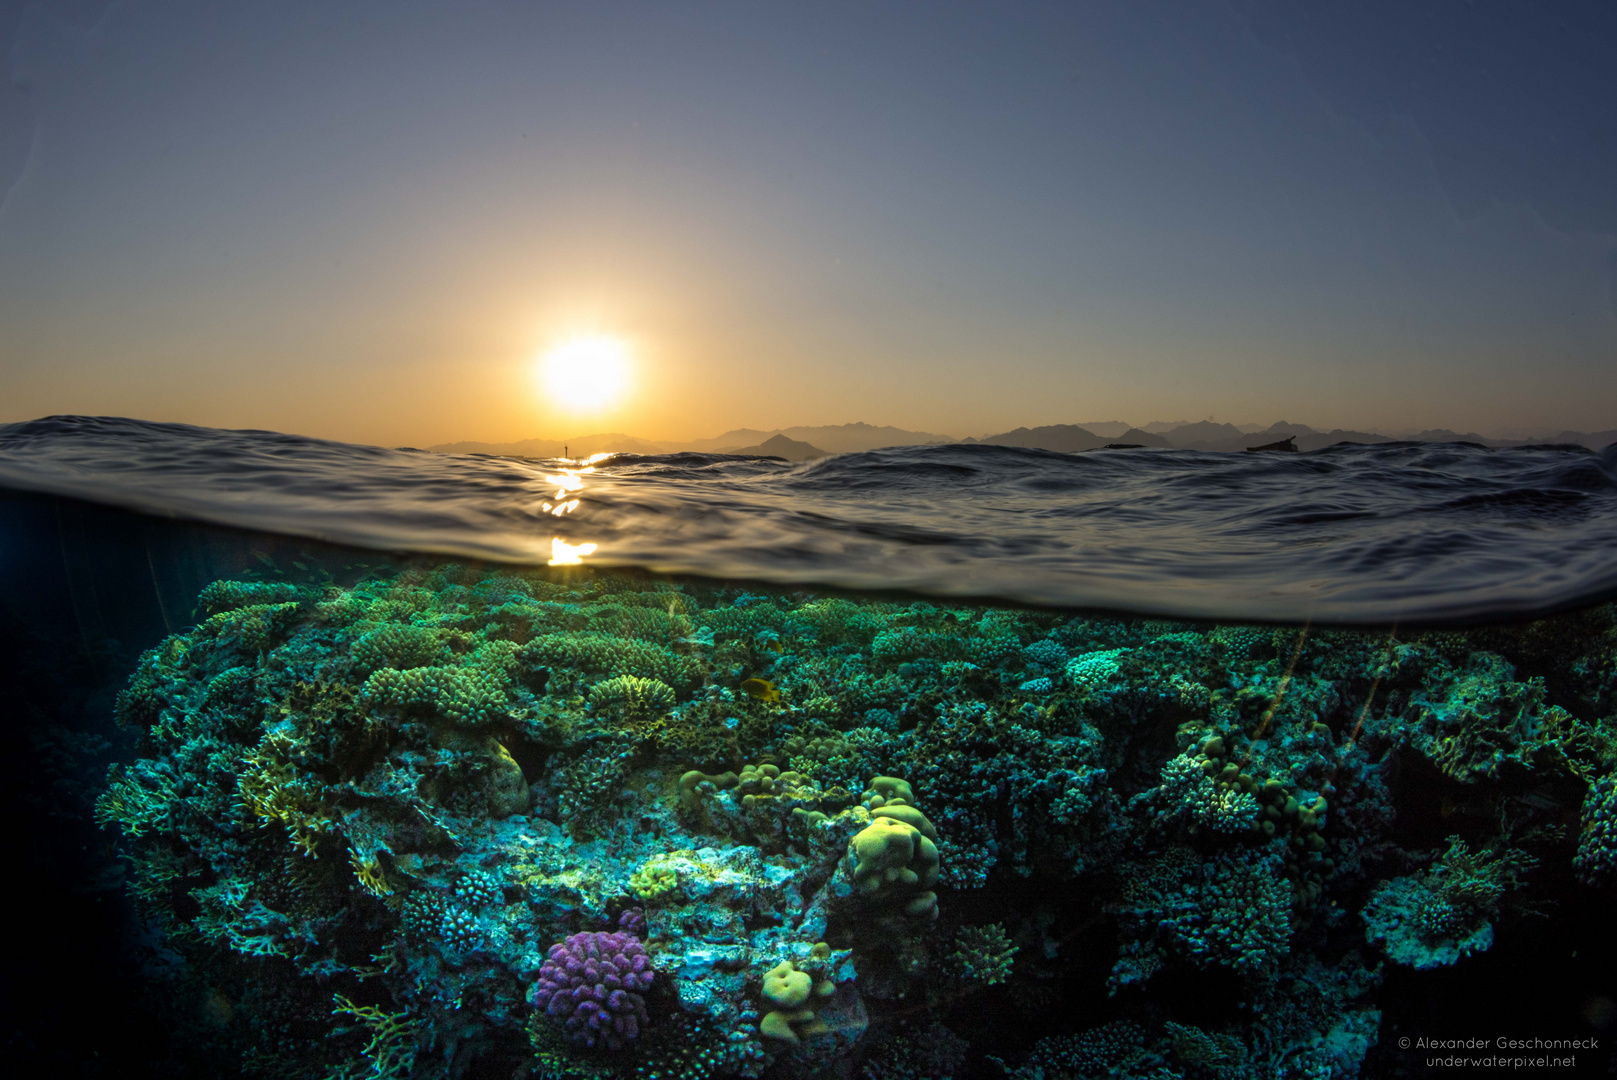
left=90, top=563, right=1617, bottom=1077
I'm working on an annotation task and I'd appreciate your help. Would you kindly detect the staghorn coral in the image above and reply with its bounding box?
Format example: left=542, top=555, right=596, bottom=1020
left=327, top=994, right=423, bottom=1080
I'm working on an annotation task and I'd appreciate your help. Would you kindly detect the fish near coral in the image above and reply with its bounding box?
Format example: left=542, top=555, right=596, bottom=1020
left=741, top=677, right=781, bottom=704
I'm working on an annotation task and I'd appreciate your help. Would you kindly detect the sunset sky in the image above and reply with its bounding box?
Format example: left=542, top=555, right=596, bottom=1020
left=2, top=1, right=1613, bottom=447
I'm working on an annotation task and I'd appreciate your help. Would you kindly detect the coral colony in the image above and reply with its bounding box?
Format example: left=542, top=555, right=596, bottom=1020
left=94, top=566, right=1617, bottom=1077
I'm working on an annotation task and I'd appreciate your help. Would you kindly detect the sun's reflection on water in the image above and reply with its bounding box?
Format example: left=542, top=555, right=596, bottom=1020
left=540, top=458, right=606, bottom=564
left=548, top=537, right=598, bottom=565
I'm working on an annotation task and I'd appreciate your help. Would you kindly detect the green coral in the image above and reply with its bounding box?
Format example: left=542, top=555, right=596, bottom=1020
left=199, top=601, right=302, bottom=651
left=628, top=857, right=680, bottom=901
left=698, top=601, right=787, bottom=640
left=792, top=597, right=887, bottom=646
left=588, top=674, right=677, bottom=717
left=1065, top=648, right=1126, bottom=690
left=846, top=788, right=941, bottom=920
left=1364, top=836, right=1535, bottom=969
left=94, top=761, right=180, bottom=839
left=949, top=923, right=1017, bottom=985
left=522, top=631, right=700, bottom=689
left=88, top=560, right=1613, bottom=1079
left=586, top=603, right=695, bottom=643
left=198, top=579, right=301, bottom=615
left=1113, top=846, right=1292, bottom=983
left=359, top=663, right=513, bottom=727
left=757, top=946, right=838, bottom=1043
left=1010, top=1021, right=1149, bottom=1080
left=1575, top=772, right=1617, bottom=886
left=326, top=994, right=423, bottom=1080
left=350, top=623, right=451, bottom=671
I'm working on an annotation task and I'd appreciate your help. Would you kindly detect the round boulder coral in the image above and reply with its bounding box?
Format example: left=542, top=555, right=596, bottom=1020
left=531, top=930, right=653, bottom=1050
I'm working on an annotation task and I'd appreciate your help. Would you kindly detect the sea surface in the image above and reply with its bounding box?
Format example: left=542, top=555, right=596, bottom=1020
left=2, top=413, right=1615, bottom=622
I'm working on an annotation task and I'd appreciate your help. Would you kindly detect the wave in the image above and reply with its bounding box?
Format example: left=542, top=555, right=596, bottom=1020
left=2, top=414, right=1615, bottom=623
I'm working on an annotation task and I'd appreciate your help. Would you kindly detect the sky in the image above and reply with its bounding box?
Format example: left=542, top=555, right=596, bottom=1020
left=1, top=0, right=1614, bottom=446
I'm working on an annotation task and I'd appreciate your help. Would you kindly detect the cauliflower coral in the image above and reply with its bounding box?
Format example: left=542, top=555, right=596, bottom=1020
left=530, top=929, right=654, bottom=1049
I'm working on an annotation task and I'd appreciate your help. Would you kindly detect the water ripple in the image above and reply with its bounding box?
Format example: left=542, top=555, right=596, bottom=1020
left=2, top=415, right=1614, bottom=623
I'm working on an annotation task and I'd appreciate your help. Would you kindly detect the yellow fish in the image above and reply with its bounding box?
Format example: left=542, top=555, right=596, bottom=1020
left=741, top=678, right=780, bottom=704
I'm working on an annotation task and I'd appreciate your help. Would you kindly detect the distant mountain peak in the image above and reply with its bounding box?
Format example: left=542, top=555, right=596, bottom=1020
left=724, top=433, right=827, bottom=461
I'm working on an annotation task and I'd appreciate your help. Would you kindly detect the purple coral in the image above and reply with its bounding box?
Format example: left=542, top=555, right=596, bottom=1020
left=530, top=930, right=653, bottom=1049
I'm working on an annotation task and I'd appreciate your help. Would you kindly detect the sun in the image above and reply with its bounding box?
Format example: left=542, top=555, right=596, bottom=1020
left=538, top=335, right=631, bottom=412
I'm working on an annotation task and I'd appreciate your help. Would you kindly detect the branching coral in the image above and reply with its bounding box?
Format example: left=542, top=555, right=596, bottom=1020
left=588, top=674, right=676, bottom=717
left=523, top=631, right=700, bottom=689
left=350, top=623, right=450, bottom=672
left=94, top=762, right=180, bottom=839
left=949, top=923, right=1017, bottom=985
left=1065, top=648, right=1127, bottom=690
left=328, top=994, right=423, bottom=1080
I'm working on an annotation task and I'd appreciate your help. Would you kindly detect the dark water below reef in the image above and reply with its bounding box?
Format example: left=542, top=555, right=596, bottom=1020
left=3, top=419, right=1617, bottom=1079
left=3, top=414, right=1617, bottom=623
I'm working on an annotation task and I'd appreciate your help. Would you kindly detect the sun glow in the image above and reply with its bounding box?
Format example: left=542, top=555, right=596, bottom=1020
left=538, top=335, right=631, bottom=413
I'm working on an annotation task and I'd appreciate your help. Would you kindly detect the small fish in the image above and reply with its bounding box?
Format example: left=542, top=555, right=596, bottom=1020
left=741, top=678, right=780, bottom=704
